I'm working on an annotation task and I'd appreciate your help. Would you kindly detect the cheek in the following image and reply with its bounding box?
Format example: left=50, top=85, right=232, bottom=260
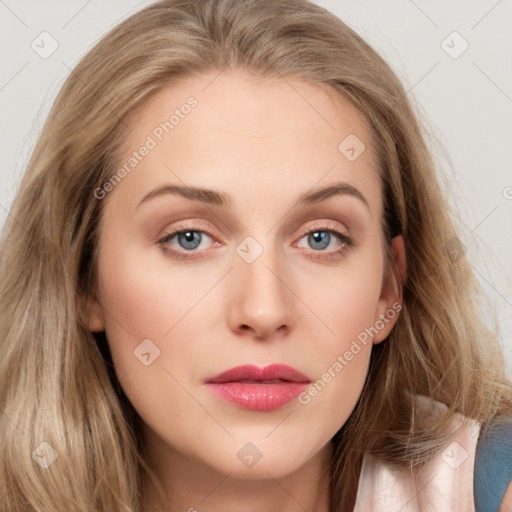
left=95, top=245, right=211, bottom=438
left=300, top=251, right=384, bottom=345
left=98, top=242, right=214, bottom=342
left=293, top=248, right=384, bottom=407
left=302, top=281, right=379, bottom=377
left=293, top=276, right=380, bottom=445
left=95, top=240, right=223, bottom=403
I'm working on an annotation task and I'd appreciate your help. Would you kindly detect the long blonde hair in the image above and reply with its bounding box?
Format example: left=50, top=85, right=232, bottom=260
left=1, top=0, right=511, bottom=510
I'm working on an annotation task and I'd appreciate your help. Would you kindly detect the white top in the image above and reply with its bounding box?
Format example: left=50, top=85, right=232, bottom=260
left=353, top=397, right=481, bottom=511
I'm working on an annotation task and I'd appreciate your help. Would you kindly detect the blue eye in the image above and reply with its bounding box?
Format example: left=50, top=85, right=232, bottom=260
left=175, top=231, right=202, bottom=250
left=158, top=228, right=214, bottom=259
left=158, top=225, right=354, bottom=261
left=296, top=228, right=354, bottom=259
left=307, top=231, right=332, bottom=251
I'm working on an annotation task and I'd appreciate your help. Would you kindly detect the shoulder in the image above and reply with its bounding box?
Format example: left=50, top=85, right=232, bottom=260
left=474, top=416, right=512, bottom=512
left=354, top=396, right=512, bottom=511
left=354, top=395, right=481, bottom=511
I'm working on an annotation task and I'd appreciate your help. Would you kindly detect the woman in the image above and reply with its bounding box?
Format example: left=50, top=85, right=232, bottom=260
left=0, top=0, right=511, bottom=510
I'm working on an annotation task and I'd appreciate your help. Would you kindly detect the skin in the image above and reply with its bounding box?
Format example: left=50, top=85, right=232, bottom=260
left=87, top=69, right=406, bottom=511
left=500, top=482, right=512, bottom=512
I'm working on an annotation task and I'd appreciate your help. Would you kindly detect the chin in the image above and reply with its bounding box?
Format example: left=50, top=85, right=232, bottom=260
left=226, top=458, right=305, bottom=481
left=211, top=439, right=318, bottom=480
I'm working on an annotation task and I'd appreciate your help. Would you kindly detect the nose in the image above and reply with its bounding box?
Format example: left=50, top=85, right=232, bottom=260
left=227, top=247, right=295, bottom=341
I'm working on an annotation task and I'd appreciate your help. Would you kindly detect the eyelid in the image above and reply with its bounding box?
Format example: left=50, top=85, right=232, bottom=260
left=156, top=219, right=219, bottom=241
left=295, top=219, right=350, bottom=238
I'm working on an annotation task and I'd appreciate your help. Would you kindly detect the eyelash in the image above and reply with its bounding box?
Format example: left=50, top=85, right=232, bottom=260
left=157, top=222, right=355, bottom=261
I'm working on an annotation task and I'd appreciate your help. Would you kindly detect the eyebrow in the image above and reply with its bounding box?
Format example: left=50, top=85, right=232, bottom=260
left=136, top=181, right=369, bottom=210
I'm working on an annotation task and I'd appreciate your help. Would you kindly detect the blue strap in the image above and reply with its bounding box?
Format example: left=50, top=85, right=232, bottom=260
left=474, top=417, right=512, bottom=512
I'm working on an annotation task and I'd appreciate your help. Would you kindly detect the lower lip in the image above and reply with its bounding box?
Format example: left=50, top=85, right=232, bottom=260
left=206, top=382, right=309, bottom=411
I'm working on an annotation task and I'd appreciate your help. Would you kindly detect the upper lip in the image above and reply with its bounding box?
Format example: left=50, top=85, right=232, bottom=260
left=206, top=364, right=311, bottom=384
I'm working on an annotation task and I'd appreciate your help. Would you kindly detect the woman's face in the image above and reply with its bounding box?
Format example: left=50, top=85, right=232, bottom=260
left=88, top=69, right=404, bottom=481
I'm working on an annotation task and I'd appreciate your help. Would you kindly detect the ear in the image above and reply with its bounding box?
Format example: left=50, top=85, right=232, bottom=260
left=372, top=234, right=406, bottom=344
left=81, top=293, right=106, bottom=333
left=87, top=299, right=105, bottom=332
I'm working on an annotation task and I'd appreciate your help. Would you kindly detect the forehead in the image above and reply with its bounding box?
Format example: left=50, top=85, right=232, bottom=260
left=107, top=69, right=382, bottom=217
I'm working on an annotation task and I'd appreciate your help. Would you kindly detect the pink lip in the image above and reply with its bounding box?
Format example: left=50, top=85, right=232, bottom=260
left=206, top=364, right=310, bottom=411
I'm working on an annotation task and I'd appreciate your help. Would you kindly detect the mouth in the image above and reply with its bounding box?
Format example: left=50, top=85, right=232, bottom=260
left=205, top=364, right=311, bottom=411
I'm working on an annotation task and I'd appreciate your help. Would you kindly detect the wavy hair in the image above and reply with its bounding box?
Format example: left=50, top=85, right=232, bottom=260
left=1, top=0, right=511, bottom=510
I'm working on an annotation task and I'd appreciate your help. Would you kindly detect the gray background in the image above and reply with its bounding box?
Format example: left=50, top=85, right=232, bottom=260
left=1, top=0, right=511, bottom=375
